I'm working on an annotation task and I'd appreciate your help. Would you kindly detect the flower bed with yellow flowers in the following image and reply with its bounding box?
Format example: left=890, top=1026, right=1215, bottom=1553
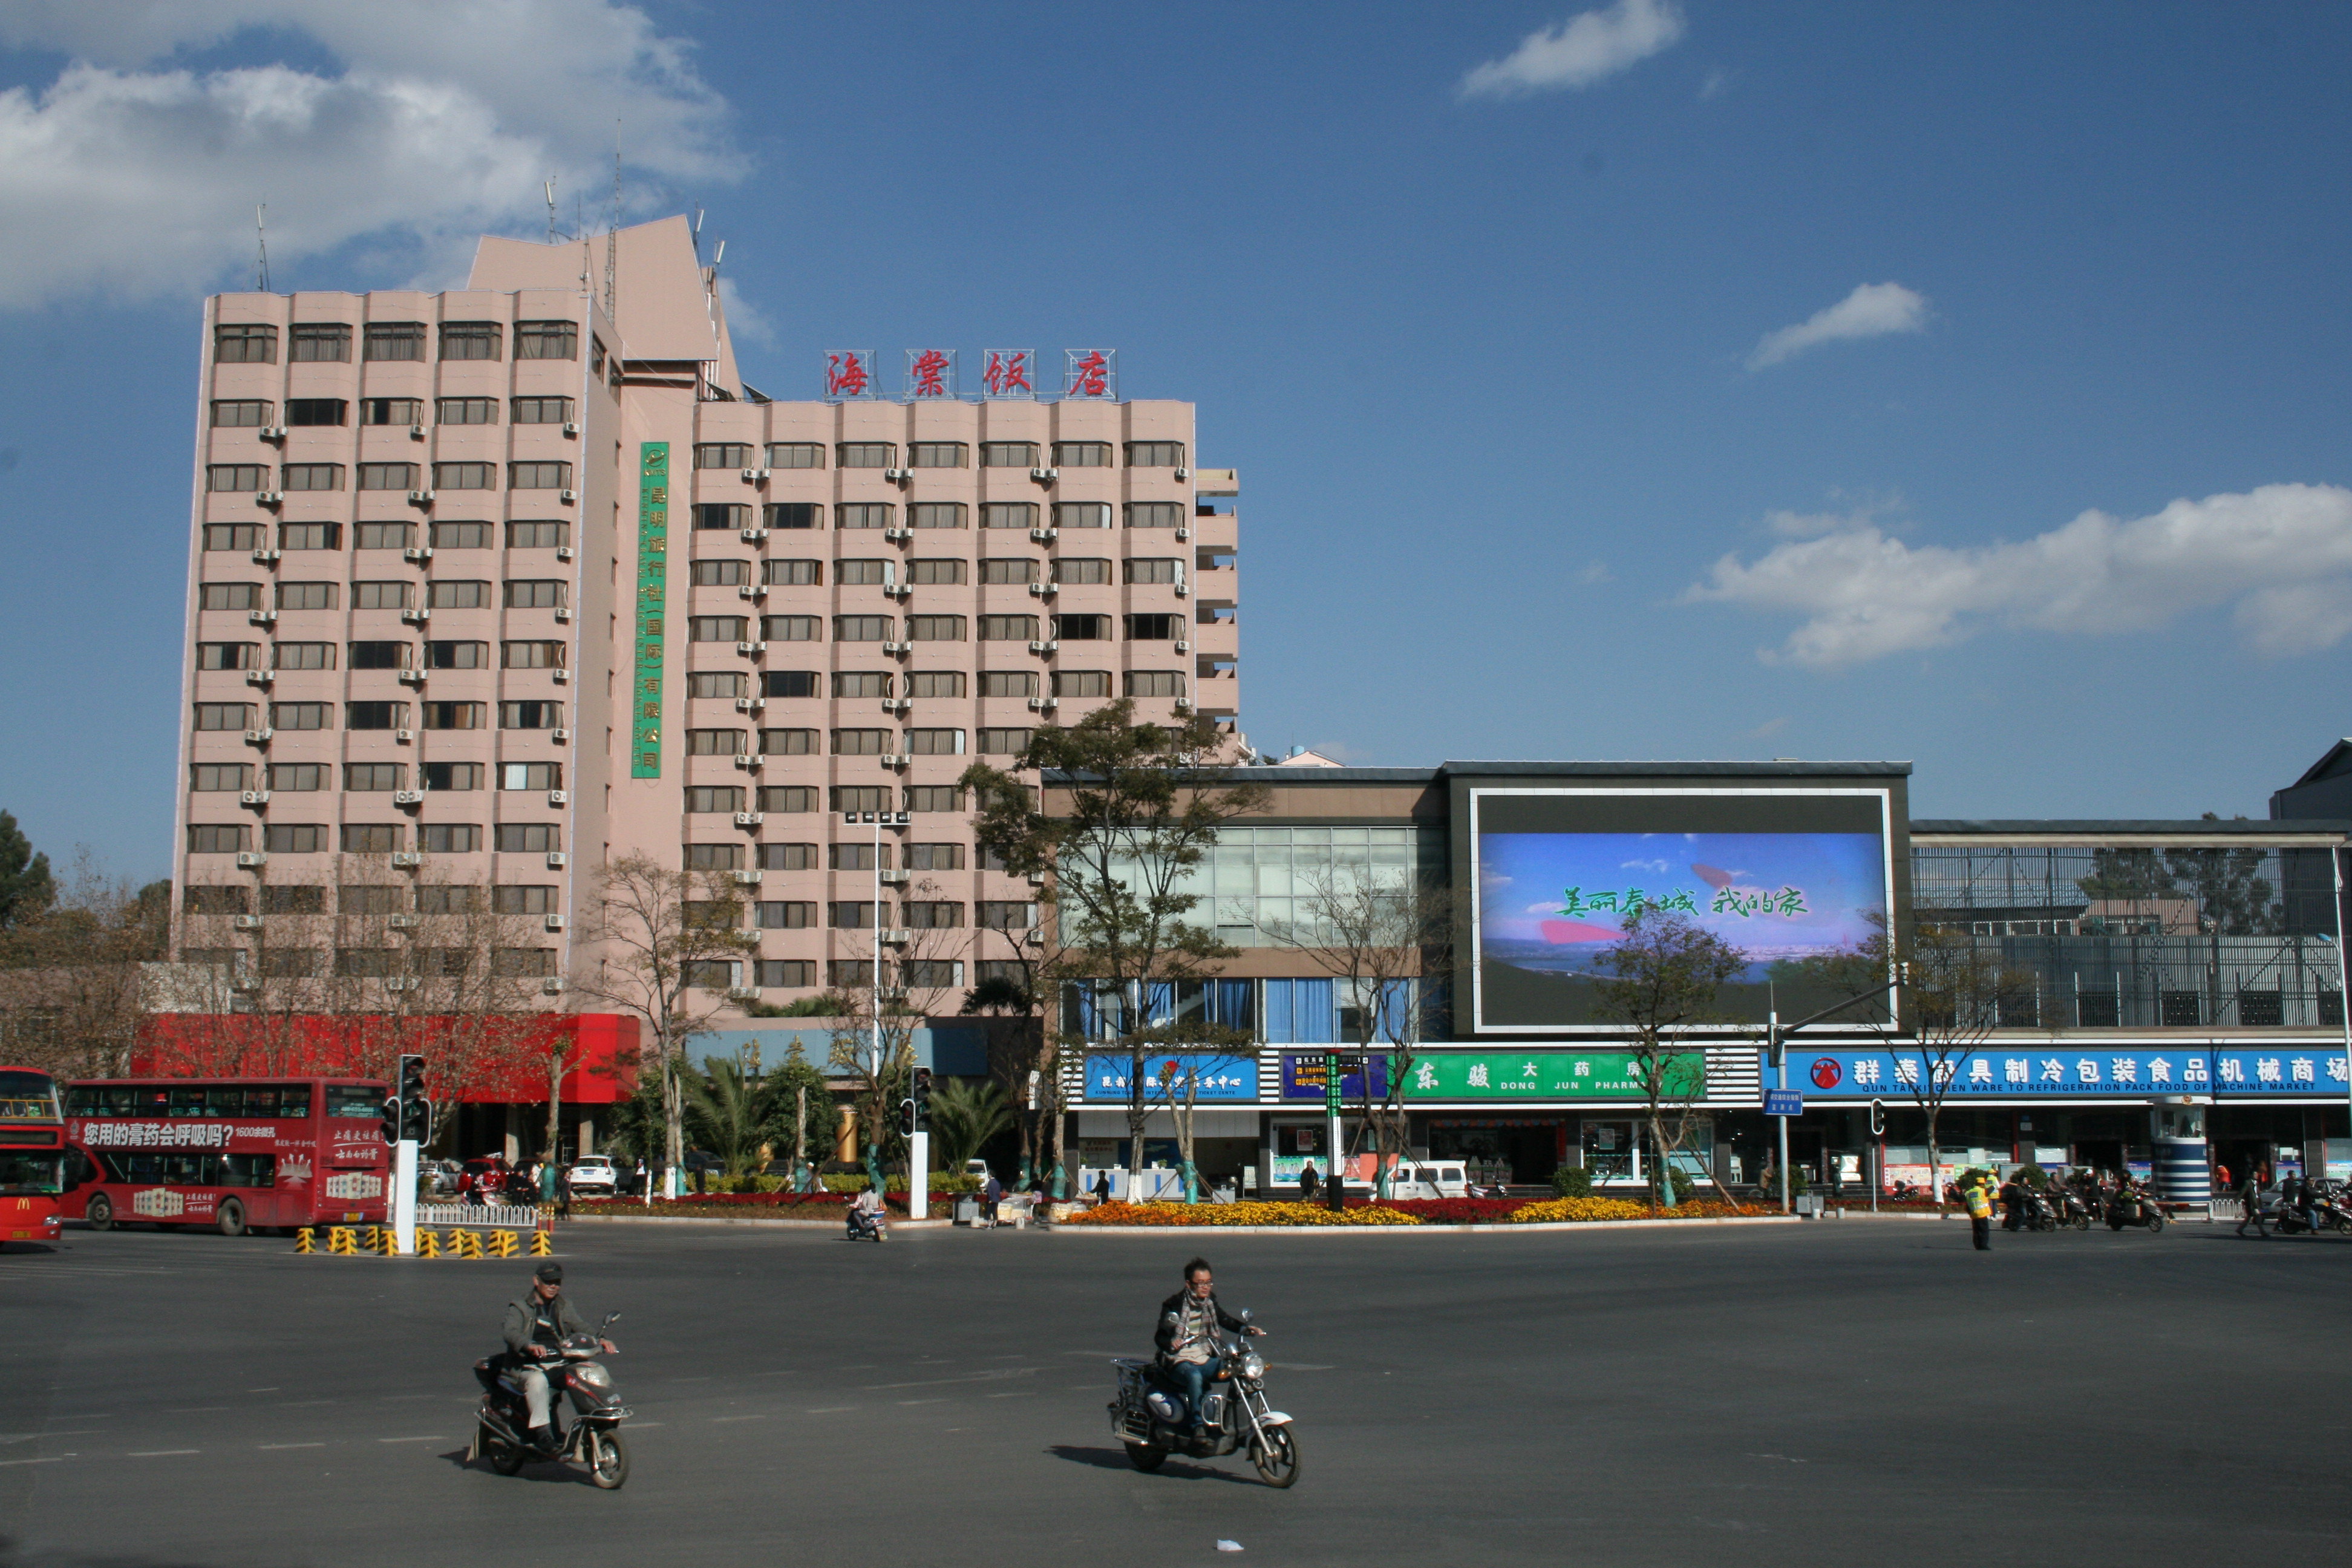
left=1505, top=1197, right=1752, bottom=1223
left=1063, top=1200, right=1423, bottom=1227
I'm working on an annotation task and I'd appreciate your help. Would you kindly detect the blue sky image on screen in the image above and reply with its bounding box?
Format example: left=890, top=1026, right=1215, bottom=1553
left=1478, top=832, right=1886, bottom=982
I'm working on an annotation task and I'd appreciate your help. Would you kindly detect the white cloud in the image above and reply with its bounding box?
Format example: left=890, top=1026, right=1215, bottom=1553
left=715, top=275, right=773, bottom=348
left=1577, top=560, right=1613, bottom=584
left=1746, top=282, right=1930, bottom=371
left=1458, top=0, right=1686, bottom=100
left=1698, top=68, right=1732, bottom=100
left=0, top=1, right=740, bottom=309
left=1686, top=483, right=2352, bottom=668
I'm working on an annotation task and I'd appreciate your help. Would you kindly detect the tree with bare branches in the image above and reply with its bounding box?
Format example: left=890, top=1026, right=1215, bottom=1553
left=566, top=854, right=756, bottom=1195
left=1592, top=906, right=1747, bottom=1212
left=825, top=902, right=963, bottom=1192
left=0, top=851, right=169, bottom=1080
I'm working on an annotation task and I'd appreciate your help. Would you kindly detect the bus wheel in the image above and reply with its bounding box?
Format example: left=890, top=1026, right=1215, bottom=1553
left=85, top=1194, right=114, bottom=1232
left=216, top=1199, right=247, bottom=1238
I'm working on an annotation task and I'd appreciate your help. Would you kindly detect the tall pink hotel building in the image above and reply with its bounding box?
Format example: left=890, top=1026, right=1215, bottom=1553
left=175, top=216, right=1241, bottom=1005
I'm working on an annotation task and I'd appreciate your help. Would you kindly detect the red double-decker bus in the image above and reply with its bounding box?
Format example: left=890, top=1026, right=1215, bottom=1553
left=1, top=1066, right=67, bottom=1248
left=62, top=1077, right=391, bottom=1236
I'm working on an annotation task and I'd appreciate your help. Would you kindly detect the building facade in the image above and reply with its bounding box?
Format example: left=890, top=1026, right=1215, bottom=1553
left=173, top=217, right=1240, bottom=1013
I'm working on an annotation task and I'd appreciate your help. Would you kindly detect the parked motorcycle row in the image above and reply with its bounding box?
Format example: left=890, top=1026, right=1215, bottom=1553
left=1998, top=1175, right=2169, bottom=1233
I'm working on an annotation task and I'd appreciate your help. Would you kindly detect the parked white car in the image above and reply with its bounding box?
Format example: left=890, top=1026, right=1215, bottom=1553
left=566, top=1155, right=618, bottom=1195
left=1383, top=1163, right=1470, bottom=1200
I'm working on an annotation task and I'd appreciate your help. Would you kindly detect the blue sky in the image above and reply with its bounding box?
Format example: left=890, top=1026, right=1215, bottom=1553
left=3, top=1, right=2350, bottom=881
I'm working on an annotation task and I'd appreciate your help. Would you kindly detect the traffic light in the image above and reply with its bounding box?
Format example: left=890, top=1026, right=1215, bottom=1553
left=898, top=1097, right=918, bottom=1139
left=911, top=1067, right=933, bottom=1131
left=395, top=1053, right=430, bottom=1143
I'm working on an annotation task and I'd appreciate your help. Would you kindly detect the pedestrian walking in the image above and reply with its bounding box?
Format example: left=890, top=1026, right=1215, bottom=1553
left=1091, top=1169, right=1113, bottom=1205
left=1298, top=1161, right=1321, bottom=1202
left=2235, top=1168, right=2266, bottom=1238
left=1962, top=1172, right=1994, bottom=1250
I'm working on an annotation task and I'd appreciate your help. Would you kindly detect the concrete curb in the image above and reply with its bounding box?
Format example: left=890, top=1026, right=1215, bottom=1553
left=1047, top=1216, right=1807, bottom=1235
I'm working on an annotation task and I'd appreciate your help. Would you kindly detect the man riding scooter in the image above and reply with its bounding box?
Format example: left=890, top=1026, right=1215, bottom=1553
left=500, top=1263, right=617, bottom=1455
left=1155, top=1257, right=1266, bottom=1439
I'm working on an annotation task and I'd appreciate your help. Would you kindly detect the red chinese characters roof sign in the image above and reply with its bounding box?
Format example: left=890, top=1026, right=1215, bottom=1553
left=820, top=349, right=1114, bottom=402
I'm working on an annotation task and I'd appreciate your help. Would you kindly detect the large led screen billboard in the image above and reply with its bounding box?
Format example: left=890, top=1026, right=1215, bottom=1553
left=1470, top=788, right=1896, bottom=1032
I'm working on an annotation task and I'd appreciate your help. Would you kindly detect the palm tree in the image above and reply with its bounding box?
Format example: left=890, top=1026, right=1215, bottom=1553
left=926, top=1077, right=1015, bottom=1172
left=684, top=1056, right=771, bottom=1178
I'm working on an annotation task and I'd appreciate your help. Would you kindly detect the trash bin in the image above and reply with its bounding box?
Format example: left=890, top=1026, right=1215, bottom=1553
left=953, top=1197, right=979, bottom=1226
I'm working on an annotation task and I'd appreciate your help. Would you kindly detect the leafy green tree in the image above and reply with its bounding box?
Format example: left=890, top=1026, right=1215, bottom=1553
left=684, top=1055, right=771, bottom=1178
left=759, top=1042, right=834, bottom=1184
left=0, top=812, right=54, bottom=930
left=961, top=699, right=1266, bottom=1198
left=926, top=1077, right=1016, bottom=1173
left=1592, top=906, right=1746, bottom=1211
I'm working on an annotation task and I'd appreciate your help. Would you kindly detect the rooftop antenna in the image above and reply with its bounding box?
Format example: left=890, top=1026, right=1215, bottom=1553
left=692, top=204, right=705, bottom=262
left=254, top=203, right=270, bottom=292
left=603, top=122, right=620, bottom=323
left=544, top=176, right=559, bottom=244
left=713, top=240, right=725, bottom=269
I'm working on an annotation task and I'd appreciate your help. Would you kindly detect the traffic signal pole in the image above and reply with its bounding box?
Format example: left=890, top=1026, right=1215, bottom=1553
left=393, top=1138, right=419, bottom=1256
left=390, top=1052, right=426, bottom=1255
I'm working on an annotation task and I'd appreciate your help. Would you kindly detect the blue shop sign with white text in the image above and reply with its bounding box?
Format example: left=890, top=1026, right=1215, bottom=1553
left=1788, top=1046, right=2351, bottom=1100
left=1084, top=1053, right=1260, bottom=1103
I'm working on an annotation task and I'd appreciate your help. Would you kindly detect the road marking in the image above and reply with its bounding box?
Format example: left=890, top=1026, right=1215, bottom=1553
left=247, top=1387, right=281, bottom=1393
left=897, top=1399, right=947, bottom=1406
left=708, top=1414, right=768, bottom=1423
left=274, top=1400, right=334, bottom=1407
left=377, top=1436, right=444, bottom=1444
left=985, top=1391, right=1034, bottom=1399
left=260, top=1443, right=324, bottom=1451
left=165, top=1406, right=231, bottom=1414
left=0, top=1457, right=73, bottom=1467
left=45, top=1415, right=112, bottom=1422
left=862, top=1368, right=1037, bottom=1391
left=129, top=1450, right=199, bottom=1457
left=806, top=1406, right=856, bottom=1414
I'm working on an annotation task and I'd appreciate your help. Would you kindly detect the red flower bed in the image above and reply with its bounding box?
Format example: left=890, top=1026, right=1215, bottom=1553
left=1367, top=1198, right=1532, bottom=1223
left=571, top=1191, right=907, bottom=1215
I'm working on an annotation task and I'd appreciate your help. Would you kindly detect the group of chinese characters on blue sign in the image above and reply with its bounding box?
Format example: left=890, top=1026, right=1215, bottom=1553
left=1798, top=1047, right=2351, bottom=1099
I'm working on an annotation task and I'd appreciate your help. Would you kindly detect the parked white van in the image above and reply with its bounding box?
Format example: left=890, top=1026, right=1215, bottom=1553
left=1383, top=1163, right=1470, bottom=1200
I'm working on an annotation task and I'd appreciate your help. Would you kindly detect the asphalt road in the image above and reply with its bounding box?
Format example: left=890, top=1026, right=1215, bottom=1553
left=2, top=1214, right=2348, bottom=1568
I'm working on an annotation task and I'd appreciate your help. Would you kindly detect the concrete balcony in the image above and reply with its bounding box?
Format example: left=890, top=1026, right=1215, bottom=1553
left=1191, top=667, right=1240, bottom=716
left=1186, top=509, right=1238, bottom=552
left=1190, top=562, right=1238, bottom=605
left=1189, top=618, right=1239, bottom=660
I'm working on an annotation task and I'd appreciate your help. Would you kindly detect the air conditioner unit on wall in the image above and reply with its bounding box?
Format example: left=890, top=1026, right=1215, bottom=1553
left=236, top=851, right=268, bottom=869
left=546, top=851, right=569, bottom=868
left=390, top=852, right=422, bottom=868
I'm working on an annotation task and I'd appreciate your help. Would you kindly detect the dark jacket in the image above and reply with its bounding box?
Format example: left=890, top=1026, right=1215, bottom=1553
left=502, top=1287, right=590, bottom=1357
left=1155, top=1288, right=1245, bottom=1359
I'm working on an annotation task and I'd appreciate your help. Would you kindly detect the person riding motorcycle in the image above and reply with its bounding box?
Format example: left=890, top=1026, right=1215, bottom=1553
left=1154, top=1257, right=1266, bottom=1436
left=848, top=1183, right=886, bottom=1240
left=500, top=1261, right=616, bottom=1454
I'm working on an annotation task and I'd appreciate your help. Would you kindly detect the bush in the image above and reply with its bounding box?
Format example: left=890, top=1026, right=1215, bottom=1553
left=1552, top=1166, right=1595, bottom=1198
left=1065, top=1200, right=1420, bottom=1227
left=1667, top=1166, right=1695, bottom=1203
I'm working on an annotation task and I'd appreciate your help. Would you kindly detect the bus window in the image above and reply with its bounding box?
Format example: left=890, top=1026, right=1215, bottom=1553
left=231, top=1086, right=278, bottom=1118
left=325, top=1085, right=385, bottom=1120
left=119, top=1152, right=162, bottom=1183
left=0, top=1151, right=64, bottom=1195
left=276, top=1084, right=313, bottom=1117
left=103, top=1086, right=147, bottom=1116
left=63, top=1086, right=100, bottom=1117
left=224, top=1153, right=277, bottom=1187
left=167, top=1086, right=209, bottom=1117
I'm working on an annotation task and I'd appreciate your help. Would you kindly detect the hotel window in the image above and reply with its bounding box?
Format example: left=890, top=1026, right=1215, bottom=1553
left=494, top=823, right=561, bottom=853
left=901, top=959, right=964, bottom=988
left=204, top=524, right=265, bottom=550
left=1125, top=671, right=1187, bottom=697
left=685, top=843, right=745, bottom=871
left=212, top=400, right=272, bottom=428
left=694, top=443, right=753, bottom=469
left=358, top=463, right=417, bottom=491
left=1056, top=558, right=1110, bottom=584
left=434, top=462, right=495, bottom=490
left=354, top=521, right=411, bottom=550
left=1126, top=501, right=1184, bottom=529
left=499, top=701, right=564, bottom=730
left=907, top=615, right=965, bottom=641
left=688, top=671, right=747, bottom=699
left=834, top=671, right=892, bottom=698
left=978, top=728, right=1033, bottom=754
left=504, top=580, right=566, bottom=609
left=686, top=786, right=745, bottom=814
left=189, top=763, right=250, bottom=792
left=501, top=640, right=564, bottom=668
left=1123, top=613, right=1181, bottom=640
left=275, top=581, right=337, bottom=610
left=345, top=701, right=407, bottom=728
left=906, top=843, right=965, bottom=871
left=762, top=786, right=819, bottom=812
left=512, top=396, right=573, bottom=424
left=829, top=902, right=876, bottom=930
left=835, top=559, right=890, bottom=587
left=345, top=763, right=405, bottom=792
left=907, top=558, right=965, bottom=584
left=766, top=502, right=820, bottom=530
left=982, top=502, right=1038, bottom=531
left=436, top=397, right=497, bottom=425
left=360, top=397, right=423, bottom=426
left=756, top=904, right=818, bottom=932
left=515, top=321, right=578, bottom=360
left=494, top=885, right=557, bottom=913
left=694, top=503, right=750, bottom=531
left=978, top=671, right=1036, bottom=697
left=509, top=461, right=571, bottom=490
left=980, top=442, right=1038, bottom=468
left=269, top=702, right=331, bottom=730
left=188, top=823, right=250, bottom=854
left=364, top=323, right=426, bottom=361
left=208, top=464, right=268, bottom=492
left=832, top=729, right=889, bottom=756
left=340, top=885, right=403, bottom=915
left=1051, top=442, right=1111, bottom=468
left=494, top=949, right=557, bottom=978
left=909, top=503, right=966, bottom=530
left=829, top=840, right=884, bottom=866
left=759, top=843, right=819, bottom=871
left=1053, top=503, right=1110, bottom=530
left=761, top=729, right=820, bottom=755
left=686, top=730, right=746, bottom=756
left=508, top=520, right=570, bottom=548
left=908, top=442, right=967, bottom=468
left=194, top=703, right=252, bottom=731
left=689, top=616, right=746, bottom=642
left=267, top=763, right=328, bottom=792
left=978, top=901, right=1036, bottom=931
left=422, top=701, right=485, bottom=730
left=197, top=642, right=258, bottom=670
left=764, top=615, right=820, bottom=641
left=182, top=885, right=249, bottom=916
left=1125, top=558, right=1181, bottom=584
left=903, top=902, right=964, bottom=929
left=214, top=324, right=278, bottom=364
left=415, top=887, right=480, bottom=915
left=290, top=324, right=351, bottom=362
left=904, top=729, right=965, bottom=756
left=498, top=762, right=562, bottom=789
left=837, top=442, right=895, bottom=468
left=423, top=763, right=484, bottom=791
left=200, top=582, right=263, bottom=611
left=759, top=960, right=817, bottom=988
left=439, top=322, right=502, bottom=361
left=692, top=559, right=752, bottom=587
left=275, top=642, right=336, bottom=670
left=281, top=463, right=344, bottom=492
left=906, top=785, right=966, bottom=814
left=980, top=615, right=1037, bottom=641
left=431, top=521, right=492, bottom=549
left=1125, top=442, right=1186, bottom=467
left=829, top=786, right=889, bottom=814
left=766, top=443, right=825, bottom=469
left=765, top=670, right=820, bottom=697
left=835, top=503, right=892, bottom=531
left=263, top=824, right=328, bottom=854
left=429, top=581, right=491, bottom=610
left=341, top=824, right=403, bottom=854
left=764, top=558, right=820, bottom=586
left=834, top=615, right=891, bottom=642
left=907, top=671, right=965, bottom=698
left=1054, top=670, right=1111, bottom=697
left=285, top=399, right=347, bottom=427
left=419, top=823, right=482, bottom=851
left=1055, top=613, right=1111, bottom=640
left=980, top=558, right=1036, bottom=584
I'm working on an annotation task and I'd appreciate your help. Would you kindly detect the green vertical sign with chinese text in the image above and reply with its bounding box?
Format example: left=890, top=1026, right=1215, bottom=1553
left=630, top=443, right=670, bottom=778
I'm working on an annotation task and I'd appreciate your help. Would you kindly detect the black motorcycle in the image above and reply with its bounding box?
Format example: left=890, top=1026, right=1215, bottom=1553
left=471, top=1311, right=630, bottom=1489
left=2105, top=1189, right=2166, bottom=1233
left=2052, top=1186, right=2096, bottom=1231
left=1109, top=1310, right=1300, bottom=1488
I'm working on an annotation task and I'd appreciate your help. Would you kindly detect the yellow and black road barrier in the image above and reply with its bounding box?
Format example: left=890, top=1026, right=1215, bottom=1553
left=488, top=1229, right=519, bottom=1258
left=417, top=1228, right=441, bottom=1258
left=528, top=1229, right=553, bottom=1257
left=293, top=1227, right=315, bottom=1253
left=327, top=1227, right=357, bottom=1255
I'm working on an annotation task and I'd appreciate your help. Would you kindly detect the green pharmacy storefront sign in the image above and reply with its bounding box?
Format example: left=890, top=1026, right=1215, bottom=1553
left=1399, top=1051, right=1704, bottom=1101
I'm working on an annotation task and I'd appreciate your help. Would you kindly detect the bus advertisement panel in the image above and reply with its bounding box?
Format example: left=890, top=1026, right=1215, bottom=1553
left=63, top=1079, right=390, bottom=1236
left=1, top=1065, right=67, bottom=1246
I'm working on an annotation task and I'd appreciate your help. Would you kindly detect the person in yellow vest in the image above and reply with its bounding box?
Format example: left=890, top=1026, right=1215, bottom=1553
left=1961, top=1171, right=1993, bottom=1250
